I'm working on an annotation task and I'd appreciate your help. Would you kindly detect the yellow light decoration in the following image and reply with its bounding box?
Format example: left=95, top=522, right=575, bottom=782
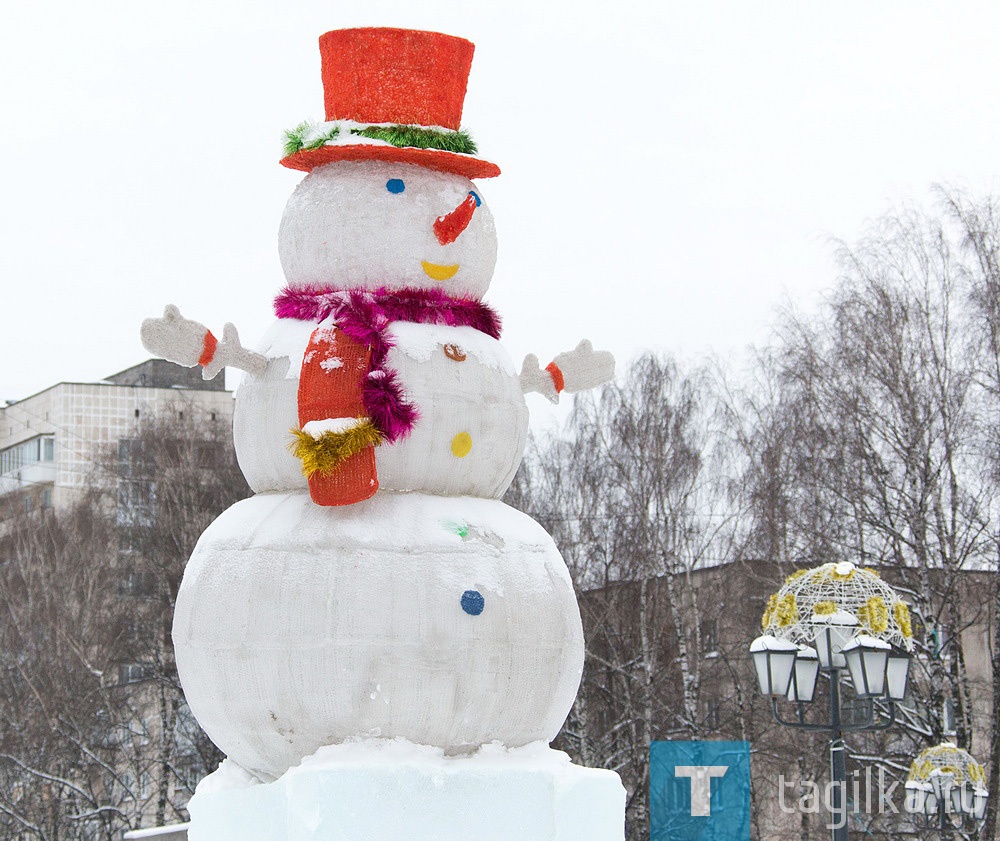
left=761, top=594, right=778, bottom=630
left=894, top=601, right=913, bottom=639
left=858, top=596, right=889, bottom=634
left=776, top=593, right=798, bottom=627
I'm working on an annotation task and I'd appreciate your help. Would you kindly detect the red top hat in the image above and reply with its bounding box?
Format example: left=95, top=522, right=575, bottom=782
left=281, top=28, right=500, bottom=179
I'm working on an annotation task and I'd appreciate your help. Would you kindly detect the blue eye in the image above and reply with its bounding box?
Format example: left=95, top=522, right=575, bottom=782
left=469, top=190, right=481, bottom=207
left=386, top=179, right=405, bottom=194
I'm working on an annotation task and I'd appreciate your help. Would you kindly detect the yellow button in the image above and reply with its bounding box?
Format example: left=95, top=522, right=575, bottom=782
left=451, top=432, right=473, bottom=458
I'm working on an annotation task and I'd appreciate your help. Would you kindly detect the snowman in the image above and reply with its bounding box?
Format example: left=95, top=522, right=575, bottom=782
left=141, top=27, right=623, bottom=839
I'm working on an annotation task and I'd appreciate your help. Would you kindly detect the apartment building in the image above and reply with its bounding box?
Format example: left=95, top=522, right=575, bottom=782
left=0, top=359, right=234, bottom=518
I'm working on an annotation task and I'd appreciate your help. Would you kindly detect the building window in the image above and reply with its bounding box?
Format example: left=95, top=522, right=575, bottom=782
left=702, top=618, right=718, bottom=655
left=118, top=528, right=142, bottom=553
left=943, top=698, right=957, bottom=735
left=118, top=663, right=152, bottom=685
left=116, top=478, right=156, bottom=528
left=119, top=571, right=155, bottom=598
left=0, top=435, right=55, bottom=475
left=176, top=753, right=204, bottom=793
left=704, top=699, right=721, bottom=730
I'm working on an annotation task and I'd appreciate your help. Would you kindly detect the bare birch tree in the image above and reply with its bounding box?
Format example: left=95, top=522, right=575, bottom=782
left=0, top=403, right=248, bottom=839
left=939, top=187, right=1000, bottom=839
left=731, top=198, right=998, bottom=838
left=509, top=354, right=743, bottom=839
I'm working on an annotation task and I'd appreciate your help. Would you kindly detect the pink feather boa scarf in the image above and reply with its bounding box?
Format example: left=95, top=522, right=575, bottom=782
left=274, top=285, right=503, bottom=444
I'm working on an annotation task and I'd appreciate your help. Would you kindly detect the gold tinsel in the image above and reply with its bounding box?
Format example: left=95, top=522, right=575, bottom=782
left=858, top=596, right=889, bottom=634
left=290, top=421, right=383, bottom=477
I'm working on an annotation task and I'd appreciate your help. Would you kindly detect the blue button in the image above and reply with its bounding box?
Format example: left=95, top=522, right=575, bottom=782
left=461, top=590, right=485, bottom=616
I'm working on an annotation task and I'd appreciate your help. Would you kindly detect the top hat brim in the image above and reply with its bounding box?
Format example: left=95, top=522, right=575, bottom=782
left=281, top=144, right=500, bottom=179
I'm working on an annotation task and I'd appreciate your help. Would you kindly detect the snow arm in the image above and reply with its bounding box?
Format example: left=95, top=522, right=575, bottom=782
left=140, top=305, right=267, bottom=379
left=519, top=339, right=615, bottom=404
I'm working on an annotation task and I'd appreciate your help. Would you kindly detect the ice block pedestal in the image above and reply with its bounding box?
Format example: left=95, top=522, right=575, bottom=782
left=187, top=740, right=625, bottom=841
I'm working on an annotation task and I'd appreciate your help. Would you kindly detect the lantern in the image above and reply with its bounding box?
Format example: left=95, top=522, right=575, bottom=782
left=904, top=781, right=929, bottom=814
left=884, top=646, right=911, bottom=701
left=786, top=646, right=820, bottom=703
left=811, top=610, right=859, bottom=669
left=841, top=634, right=890, bottom=697
left=750, top=635, right=798, bottom=697
left=974, top=787, right=988, bottom=821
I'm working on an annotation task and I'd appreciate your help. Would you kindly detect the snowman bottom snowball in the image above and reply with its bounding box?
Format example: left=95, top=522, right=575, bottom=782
left=172, top=490, right=585, bottom=780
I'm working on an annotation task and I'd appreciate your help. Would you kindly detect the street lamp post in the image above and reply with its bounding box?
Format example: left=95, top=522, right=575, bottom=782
left=750, top=562, right=915, bottom=841
left=905, top=743, right=988, bottom=839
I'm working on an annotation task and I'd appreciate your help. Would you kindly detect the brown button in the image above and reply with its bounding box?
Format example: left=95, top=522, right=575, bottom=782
left=444, top=344, right=467, bottom=362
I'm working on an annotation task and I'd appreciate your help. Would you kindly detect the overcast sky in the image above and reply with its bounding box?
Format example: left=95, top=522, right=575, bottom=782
left=3, top=1, right=999, bottom=417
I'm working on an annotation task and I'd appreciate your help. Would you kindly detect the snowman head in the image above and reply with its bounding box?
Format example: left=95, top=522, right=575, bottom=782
left=279, top=160, right=498, bottom=300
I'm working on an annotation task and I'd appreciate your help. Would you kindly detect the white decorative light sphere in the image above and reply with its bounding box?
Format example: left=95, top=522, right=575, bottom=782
left=172, top=491, right=585, bottom=781
left=760, top=561, right=914, bottom=651
left=907, top=742, right=988, bottom=800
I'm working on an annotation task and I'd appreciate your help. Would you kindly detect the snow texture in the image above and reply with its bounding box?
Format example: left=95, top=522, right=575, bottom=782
left=318, top=356, right=343, bottom=371
left=842, top=633, right=891, bottom=651
left=253, top=319, right=316, bottom=380
left=301, top=417, right=364, bottom=436
left=388, top=322, right=514, bottom=373
left=187, top=739, right=625, bottom=841
left=750, top=635, right=798, bottom=652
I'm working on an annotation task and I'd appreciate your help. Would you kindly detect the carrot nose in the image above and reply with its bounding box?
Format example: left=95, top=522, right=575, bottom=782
left=434, top=191, right=480, bottom=245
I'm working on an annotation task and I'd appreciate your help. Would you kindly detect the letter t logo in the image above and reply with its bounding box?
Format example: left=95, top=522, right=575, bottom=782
left=674, top=765, right=729, bottom=816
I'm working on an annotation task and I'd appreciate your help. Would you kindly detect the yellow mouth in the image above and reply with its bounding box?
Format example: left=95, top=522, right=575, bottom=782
left=421, top=261, right=460, bottom=281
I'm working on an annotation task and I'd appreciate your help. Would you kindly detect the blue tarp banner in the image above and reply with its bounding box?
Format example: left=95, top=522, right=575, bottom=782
left=649, top=740, right=751, bottom=841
